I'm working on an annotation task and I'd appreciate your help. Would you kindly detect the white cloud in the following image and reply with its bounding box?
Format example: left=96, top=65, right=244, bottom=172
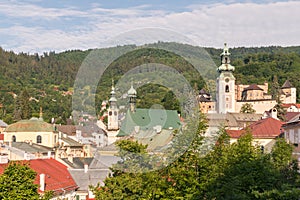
left=0, top=1, right=86, bottom=19
left=1, top=1, right=299, bottom=53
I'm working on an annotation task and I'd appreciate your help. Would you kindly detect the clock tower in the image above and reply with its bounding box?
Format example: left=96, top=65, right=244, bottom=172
left=107, top=80, right=119, bottom=130
left=216, top=43, right=236, bottom=113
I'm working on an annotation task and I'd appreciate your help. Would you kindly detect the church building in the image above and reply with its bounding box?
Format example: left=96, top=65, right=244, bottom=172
left=200, top=43, right=297, bottom=114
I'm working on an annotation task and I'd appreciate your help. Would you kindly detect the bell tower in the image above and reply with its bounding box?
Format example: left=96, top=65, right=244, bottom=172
left=216, top=43, right=236, bottom=113
left=127, top=82, right=137, bottom=113
left=107, top=79, right=119, bottom=130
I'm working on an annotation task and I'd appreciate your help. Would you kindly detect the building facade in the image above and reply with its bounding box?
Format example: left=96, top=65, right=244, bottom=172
left=199, top=44, right=297, bottom=114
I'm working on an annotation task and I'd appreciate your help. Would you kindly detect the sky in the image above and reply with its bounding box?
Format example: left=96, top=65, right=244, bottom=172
left=0, top=0, right=299, bottom=54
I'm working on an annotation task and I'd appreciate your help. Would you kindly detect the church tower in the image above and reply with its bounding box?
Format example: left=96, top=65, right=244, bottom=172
left=216, top=43, right=236, bottom=113
left=107, top=80, right=119, bottom=130
left=127, top=82, right=137, bottom=112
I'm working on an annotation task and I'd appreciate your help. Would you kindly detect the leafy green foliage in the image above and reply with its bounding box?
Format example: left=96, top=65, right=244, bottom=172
left=1, top=44, right=300, bottom=124
left=92, top=126, right=300, bottom=200
left=240, top=103, right=256, bottom=113
left=0, top=162, right=39, bottom=200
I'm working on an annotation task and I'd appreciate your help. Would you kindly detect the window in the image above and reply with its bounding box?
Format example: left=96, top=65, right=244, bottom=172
left=109, top=111, right=112, bottom=116
left=225, top=85, right=229, bottom=93
left=37, top=135, right=42, bottom=143
left=12, top=135, right=16, bottom=142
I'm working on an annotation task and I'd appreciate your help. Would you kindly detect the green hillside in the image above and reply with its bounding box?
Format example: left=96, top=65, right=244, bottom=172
left=0, top=43, right=299, bottom=124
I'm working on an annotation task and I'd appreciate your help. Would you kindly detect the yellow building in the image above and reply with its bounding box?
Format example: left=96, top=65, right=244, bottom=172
left=4, top=117, right=58, bottom=148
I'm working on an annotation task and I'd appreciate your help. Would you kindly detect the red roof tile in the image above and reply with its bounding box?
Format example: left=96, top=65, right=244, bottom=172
left=282, top=103, right=300, bottom=108
left=0, top=159, right=78, bottom=195
left=57, top=125, right=76, bottom=136
left=227, top=117, right=284, bottom=139
left=285, top=112, right=300, bottom=122
left=227, top=130, right=242, bottom=138
left=243, top=84, right=263, bottom=91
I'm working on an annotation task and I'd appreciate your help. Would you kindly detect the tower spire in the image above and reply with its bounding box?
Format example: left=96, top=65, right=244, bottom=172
left=216, top=43, right=236, bottom=113
left=218, top=43, right=235, bottom=72
left=107, top=78, right=119, bottom=130
left=127, top=81, right=137, bottom=113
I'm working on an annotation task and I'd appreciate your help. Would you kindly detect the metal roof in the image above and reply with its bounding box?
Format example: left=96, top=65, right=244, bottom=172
left=117, top=108, right=181, bottom=137
left=5, top=118, right=55, bottom=132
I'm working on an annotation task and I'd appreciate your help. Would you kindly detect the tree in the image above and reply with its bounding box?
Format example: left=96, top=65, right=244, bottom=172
left=240, top=103, right=256, bottom=113
left=92, top=121, right=300, bottom=199
left=0, top=162, right=39, bottom=200
left=204, top=130, right=300, bottom=199
left=13, top=89, right=32, bottom=121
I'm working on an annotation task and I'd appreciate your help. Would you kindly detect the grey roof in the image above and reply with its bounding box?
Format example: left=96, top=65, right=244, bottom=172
left=206, top=113, right=262, bottom=128
left=61, top=137, right=83, bottom=147
left=0, top=120, right=7, bottom=127
left=61, top=157, right=94, bottom=169
left=68, top=169, right=109, bottom=191
left=98, top=143, right=118, bottom=152
left=199, top=89, right=210, bottom=95
left=11, top=142, right=53, bottom=153
left=76, top=123, right=107, bottom=138
left=282, top=80, right=293, bottom=89
left=198, top=95, right=211, bottom=102
left=229, top=113, right=262, bottom=122
left=89, top=154, right=121, bottom=169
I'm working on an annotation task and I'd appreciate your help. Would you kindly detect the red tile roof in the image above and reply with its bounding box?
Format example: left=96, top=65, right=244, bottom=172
left=243, top=84, right=263, bottom=91
left=285, top=112, right=300, bottom=122
left=0, top=159, right=78, bottom=195
left=282, top=103, right=300, bottom=108
left=227, top=117, right=284, bottom=139
left=226, top=130, right=242, bottom=138
left=57, top=125, right=76, bottom=136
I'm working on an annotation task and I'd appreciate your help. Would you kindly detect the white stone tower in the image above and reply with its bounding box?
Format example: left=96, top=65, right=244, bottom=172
left=127, top=82, right=137, bottom=113
left=216, top=43, right=236, bottom=113
left=107, top=80, right=119, bottom=130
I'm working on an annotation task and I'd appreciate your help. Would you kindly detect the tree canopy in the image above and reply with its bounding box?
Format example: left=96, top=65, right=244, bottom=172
left=92, top=125, right=300, bottom=199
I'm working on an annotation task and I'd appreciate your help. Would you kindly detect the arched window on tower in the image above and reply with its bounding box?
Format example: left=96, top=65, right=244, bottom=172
left=37, top=135, right=42, bottom=144
left=12, top=135, right=16, bottom=142
left=225, top=85, right=229, bottom=93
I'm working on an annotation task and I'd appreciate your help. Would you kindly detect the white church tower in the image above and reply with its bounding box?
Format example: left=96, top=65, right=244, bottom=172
left=216, top=43, right=236, bottom=113
left=107, top=80, right=119, bottom=130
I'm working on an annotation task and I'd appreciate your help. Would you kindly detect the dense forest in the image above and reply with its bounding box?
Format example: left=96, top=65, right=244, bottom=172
left=0, top=43, right=299, bottom=124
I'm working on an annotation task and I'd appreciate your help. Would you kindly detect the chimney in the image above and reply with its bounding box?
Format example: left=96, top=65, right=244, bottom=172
left=84, top=164, right=88, bottom=173
left=40, top=173, right=45, bottom=192
left=270, top=108, right=278, bottom=120
left=47, top=151, right=51, bottom=159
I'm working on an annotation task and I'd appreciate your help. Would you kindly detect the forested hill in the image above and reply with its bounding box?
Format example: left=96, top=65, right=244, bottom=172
left=0, top=43, right=299, bottom=124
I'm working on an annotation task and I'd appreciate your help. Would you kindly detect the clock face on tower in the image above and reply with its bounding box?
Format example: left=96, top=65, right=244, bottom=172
left=225, top=78, right=230, bottom=83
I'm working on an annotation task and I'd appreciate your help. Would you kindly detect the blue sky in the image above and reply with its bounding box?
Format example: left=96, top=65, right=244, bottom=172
left=0, top=0, right=299, bottom=53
